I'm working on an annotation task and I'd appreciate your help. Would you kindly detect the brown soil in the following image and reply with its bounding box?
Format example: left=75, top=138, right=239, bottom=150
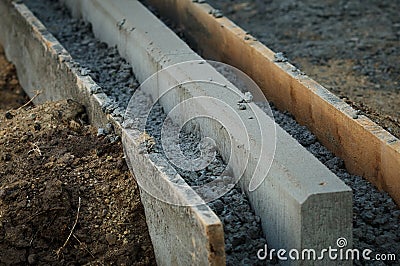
left=0, top=46, right=156, bottom=265
left=295, top=58, right=400, bottom=138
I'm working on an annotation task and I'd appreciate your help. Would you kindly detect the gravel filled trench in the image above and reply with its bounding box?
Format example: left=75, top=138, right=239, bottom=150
left=24, top=0, right=272, bottom=264
left=24, top=0, right=400, bottom=265
left=143, top=1, right=400, bottom=264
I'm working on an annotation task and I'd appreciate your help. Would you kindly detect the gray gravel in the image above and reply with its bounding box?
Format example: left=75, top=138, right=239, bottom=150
left=24, top=0, right=400, bottom=265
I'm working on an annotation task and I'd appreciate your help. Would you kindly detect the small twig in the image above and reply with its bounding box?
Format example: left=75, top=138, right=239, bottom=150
left=29, top=230, right=38, bottom=246
left=28, top=142, right=42, bottom=156
left=72, top=233, right=95, bottom=258
left=17, top=90, right=42, bottom=111
left=55, top=197, right=81, bottom=257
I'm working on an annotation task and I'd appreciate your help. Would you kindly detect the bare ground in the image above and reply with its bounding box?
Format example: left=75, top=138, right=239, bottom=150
left=0, top=45, right=156, bottom=265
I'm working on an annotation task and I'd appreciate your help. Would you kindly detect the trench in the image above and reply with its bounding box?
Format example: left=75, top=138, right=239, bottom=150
left=23, top=0, right=400, bottom=265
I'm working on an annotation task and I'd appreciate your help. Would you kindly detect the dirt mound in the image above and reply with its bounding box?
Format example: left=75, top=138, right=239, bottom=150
left=0, top=48, right=156, bottom=266
left=0, top=99, right=155, bottom=265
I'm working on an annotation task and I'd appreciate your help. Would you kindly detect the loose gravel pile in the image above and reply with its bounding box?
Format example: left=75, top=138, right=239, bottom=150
left=24, top=0, right=400, bottom=265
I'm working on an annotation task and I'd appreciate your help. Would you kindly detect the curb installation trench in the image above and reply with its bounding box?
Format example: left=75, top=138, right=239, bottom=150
left=0, top=0, right=355, bottom=265
left=143, top=0, right=400, bottom=207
